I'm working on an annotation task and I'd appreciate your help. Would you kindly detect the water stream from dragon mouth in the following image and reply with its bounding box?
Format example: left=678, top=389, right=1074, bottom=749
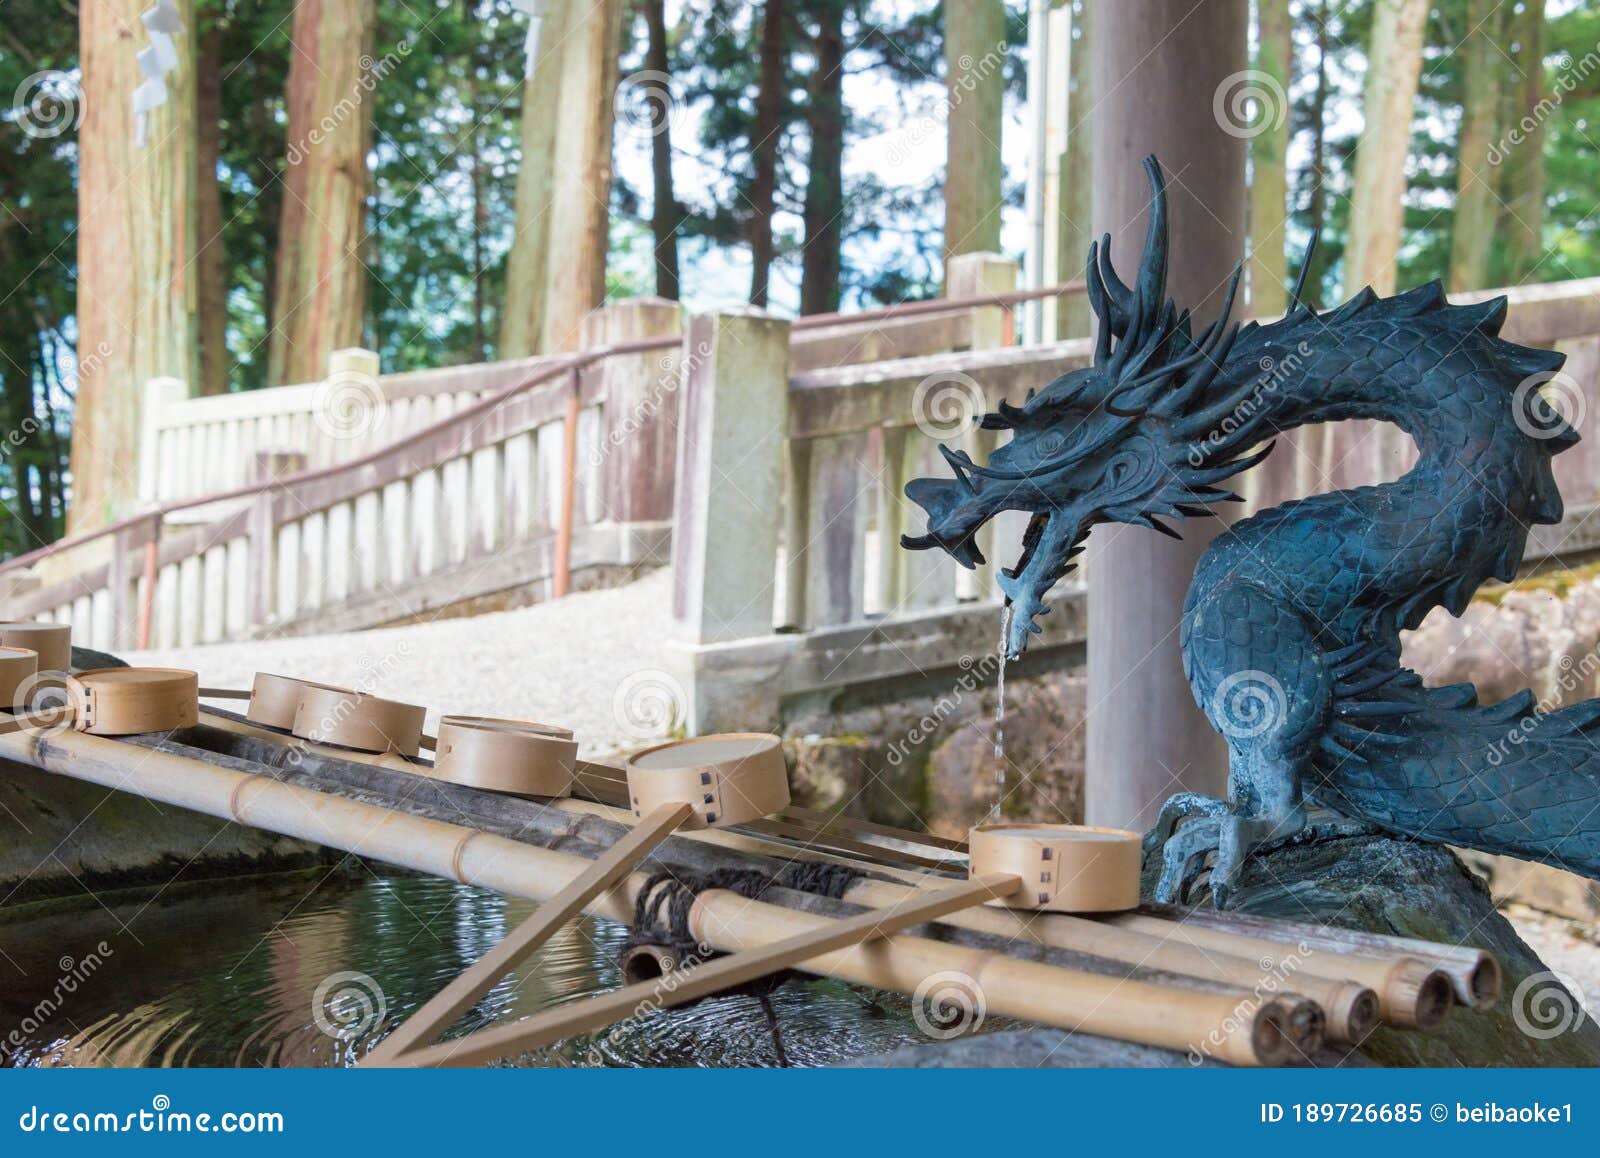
left=991, top=604, right=1012, bottom=824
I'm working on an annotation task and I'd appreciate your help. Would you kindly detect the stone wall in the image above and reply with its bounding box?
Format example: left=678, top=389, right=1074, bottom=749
left=782, top=665, right=1088, bottom=838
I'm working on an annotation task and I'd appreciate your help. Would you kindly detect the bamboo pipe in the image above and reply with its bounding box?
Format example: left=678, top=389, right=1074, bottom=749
left=393, top=874, right=1025, bottom=1068
left=4, top=728, right=1292, bottom=1066
left=1138, top=903, right=1500, bottom=1011
left=1106, top=913, right=1454, bottom=1032
left=200, top=709, right=429, bottom=773
left=562, top=797, right=1375, bottom=1042
left=365, top=802, right=693, bottom=1065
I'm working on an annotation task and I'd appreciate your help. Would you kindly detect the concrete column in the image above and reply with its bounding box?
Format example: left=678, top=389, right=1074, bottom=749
left=1085, top=0, right=1246, bottom=831
left=666, top=308, right=796, bottom=736
left=670, top=308, right=791, bottom=645
left=947, top=252, right=1020, bottom=601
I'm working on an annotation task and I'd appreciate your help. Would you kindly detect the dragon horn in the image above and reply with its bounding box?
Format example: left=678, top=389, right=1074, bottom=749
left=1135, top=156, right=1169, bottom=339
left=1288, top=231, right=1319, bottom=317
left=1085, top=240, right=1114, bottom=364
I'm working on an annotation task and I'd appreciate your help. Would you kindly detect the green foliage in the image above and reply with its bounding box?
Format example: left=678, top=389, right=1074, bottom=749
left=0, top=1, right=79, bottom=553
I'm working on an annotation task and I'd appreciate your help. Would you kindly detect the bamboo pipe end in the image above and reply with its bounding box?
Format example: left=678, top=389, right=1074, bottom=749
left=618, top=943, right=686, bottom=987
left=1323, top=981, right=1381, bottom=1043
left=1386, top=960, right=1455, bottom=1032
left=1244, top=1002, right=1296, bottom=1067
left=1468, top=955, right=1503, bottom=1011
left=1273, top=995, right=1326, bottom=1057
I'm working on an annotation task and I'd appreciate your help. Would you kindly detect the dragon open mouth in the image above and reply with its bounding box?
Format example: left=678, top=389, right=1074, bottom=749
left=901, top=467, right=1088, bottom=659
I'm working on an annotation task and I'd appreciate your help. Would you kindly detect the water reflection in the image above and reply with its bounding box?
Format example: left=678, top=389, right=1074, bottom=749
left=0, top=871, right=997, bottom=1067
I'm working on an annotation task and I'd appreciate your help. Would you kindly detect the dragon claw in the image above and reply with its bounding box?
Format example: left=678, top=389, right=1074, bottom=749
left=1154, top=816, right=1224, bottom=904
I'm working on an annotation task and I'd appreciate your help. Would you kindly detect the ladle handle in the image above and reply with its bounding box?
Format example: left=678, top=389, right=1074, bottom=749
left=364, top=801, right=694, bottom=1065
left=394, top=872, right=1023, bottom=1068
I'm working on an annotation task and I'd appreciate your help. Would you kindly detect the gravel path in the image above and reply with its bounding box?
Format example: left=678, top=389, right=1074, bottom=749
left=1502, top=906, right=1600, bottom=1025
left=126, top=569, right=679, bottom=757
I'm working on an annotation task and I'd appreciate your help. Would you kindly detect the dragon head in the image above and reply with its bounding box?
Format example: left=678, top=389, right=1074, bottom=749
left=902, top=157, right=1274, bottom=658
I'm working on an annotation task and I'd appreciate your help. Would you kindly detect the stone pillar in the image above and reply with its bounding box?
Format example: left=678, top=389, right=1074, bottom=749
left=666, top=308, right=798, bottom=734
left=947, top=252, right=1020, bottom=601
left=1085, top=0, right=1246, bottom=831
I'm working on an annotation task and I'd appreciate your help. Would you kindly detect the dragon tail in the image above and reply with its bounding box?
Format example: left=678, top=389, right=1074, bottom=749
left=1312, top=646, right=1600, bottom=879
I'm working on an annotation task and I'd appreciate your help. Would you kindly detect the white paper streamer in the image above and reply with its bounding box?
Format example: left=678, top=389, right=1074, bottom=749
left=133, top=0, right=184, bottom=147
left=510, top=0, right=551, bottom=80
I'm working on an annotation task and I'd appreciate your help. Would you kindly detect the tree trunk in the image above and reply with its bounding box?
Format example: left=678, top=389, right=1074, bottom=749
left=267, top=0, right=375, bottom=387
left=195, top=4, right=228, bottom=395
left=466, top=0, right=488, bottom=363
left=749, top=0, right=787, bottom=307
left=1302, top=0, right=1331, bottom=311
left=1085, top=0, right=1246, bottom=832
left=1503, top=0, right=1547, bottom=282
left=540, top=0, right=621, bottom=353
left=1448, top=0, right=1502, bottom=292
left=1056, top=0, right=1091, bottom=337
left=643, top=0, right=680, bottom=301
left=71, top=0, right=199, bottom=532
left=1343, top=0, right=1428, bottom=297
left=500, top=0, right=573, bottom=358
left=1248, top=0, right=1292, bottom=318
left=943, top=0, right=1005, bottom=273
left=799, top=0, right=845, bottom=316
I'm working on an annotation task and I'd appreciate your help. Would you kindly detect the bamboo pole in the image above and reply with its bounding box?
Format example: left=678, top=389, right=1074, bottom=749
left=393, top=874, right=1024, bottom=1068
left=1138, top=903, right=1500, bottom=1011
left=365, top=802, right=692, bottom=1065
left=560, top=797, right=1375, bottom=1042
left=4, top=728, right=1291, bottom=1065
left=1106, top=913, right=1454, bottom=1031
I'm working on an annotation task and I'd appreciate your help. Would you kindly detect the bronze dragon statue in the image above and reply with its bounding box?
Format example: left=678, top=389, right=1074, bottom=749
left=903, top=157, right=1597, bottom=907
